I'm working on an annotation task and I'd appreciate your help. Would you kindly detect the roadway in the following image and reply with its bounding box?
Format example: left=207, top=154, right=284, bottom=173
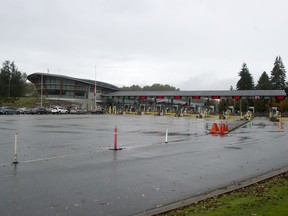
left=0, top=115, right=287, bottom=216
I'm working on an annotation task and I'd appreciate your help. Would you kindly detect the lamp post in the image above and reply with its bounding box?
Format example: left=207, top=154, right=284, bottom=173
left=94, top=65, right=97, bottom=109
left=8, top=78, right=10, bottom=98
left=8, top=74, right=11, bottom=98
left=40, top=74, right=43, bottom=108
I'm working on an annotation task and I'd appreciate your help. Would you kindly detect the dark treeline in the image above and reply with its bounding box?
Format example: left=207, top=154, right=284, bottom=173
left=121, top=83, right=179, bottom=91
left=0, top=56, right=287, bottom=103
left=0, top=61, right=30, bottom=102
left=236, top=56, right=287, bottom=93
left=122, top=56, right=288, bottom=94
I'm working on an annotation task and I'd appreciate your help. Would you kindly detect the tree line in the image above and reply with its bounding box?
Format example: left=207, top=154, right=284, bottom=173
left=216, top=56, right=288, bottom=113
left=1, top=56, right=287, bottom=112
left=236, top=56, right=287, bottom=92
left=0, top=60, right=30, bottom=103
left=121, top=83, right=179, bottom=91
left=122, top=56, right=288, bottom=94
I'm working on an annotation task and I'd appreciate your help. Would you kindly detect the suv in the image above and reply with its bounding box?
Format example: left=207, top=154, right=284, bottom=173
left=31, top=107, right=49, bottom=115
left=51, top=106, right=68, bottom=114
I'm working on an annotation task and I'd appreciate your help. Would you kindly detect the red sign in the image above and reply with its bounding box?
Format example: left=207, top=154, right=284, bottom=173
left=233, top=96, right=241, bottom=100
left=174, top=96, right=182, bottom=100
left=139, top=96, right=147, bottom=100
left=277, top=96, right=285, bottom=100
left=212, top=96, right=220, bottom=99
left=156, top=96, right=164, bottom=99
left=192, top=96, right=200, bottom=99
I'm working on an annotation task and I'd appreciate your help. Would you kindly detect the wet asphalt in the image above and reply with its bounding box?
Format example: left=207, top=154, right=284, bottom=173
left=0, top=115, right=287, bottom=216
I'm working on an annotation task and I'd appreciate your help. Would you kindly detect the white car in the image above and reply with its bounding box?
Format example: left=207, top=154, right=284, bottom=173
left=51, top=106, right=68, bottom=114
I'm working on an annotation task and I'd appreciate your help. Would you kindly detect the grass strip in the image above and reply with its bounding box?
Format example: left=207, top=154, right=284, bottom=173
left=162, top=172, right=288, bottom=216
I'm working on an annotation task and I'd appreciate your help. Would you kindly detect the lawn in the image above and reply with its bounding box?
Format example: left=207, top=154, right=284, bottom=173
left=163, top=172, right=288, bottom=216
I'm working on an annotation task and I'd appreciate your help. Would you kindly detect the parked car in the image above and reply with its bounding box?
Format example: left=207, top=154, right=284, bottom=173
left=51, top=106, right=68, bottom=114
left=91, top=108, right=105, bottom=114
left=31, top=107, right=49, bottom=115
left=0, top=106, right=20, bottom=115
left=69, top=107, right=87, bottom=114
left=18, top=107, right=32, bottom=114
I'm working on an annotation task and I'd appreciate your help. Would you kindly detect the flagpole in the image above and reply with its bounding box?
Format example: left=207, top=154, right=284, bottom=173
left=94, top=65, right=97, bottom=109
left=40, top=74, right=43, bottom=108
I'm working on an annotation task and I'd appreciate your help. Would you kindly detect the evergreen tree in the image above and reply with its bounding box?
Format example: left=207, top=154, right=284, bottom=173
left=236, top=63, right=254, bottom=90
left=122, top=83, right=179, bottom=91
left=256, top=71, right=272, bottom=90
left=143, top=83, right=179, bottom=91
left=122, top=85, right=142, bottom=91
left=270, top=56, right=286, bottom=90
left=0, top=61, right=26, bottom=98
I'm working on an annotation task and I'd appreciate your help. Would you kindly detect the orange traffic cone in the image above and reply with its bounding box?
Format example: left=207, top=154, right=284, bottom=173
left=209, top=123, right=219, bottom=134
left=219, top=122, right=229, bottom=135
left=220, top=122, right=225, bottom=134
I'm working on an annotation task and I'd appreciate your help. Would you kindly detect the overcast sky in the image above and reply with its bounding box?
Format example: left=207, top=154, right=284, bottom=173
left=1, top=0, right=288, bottom=90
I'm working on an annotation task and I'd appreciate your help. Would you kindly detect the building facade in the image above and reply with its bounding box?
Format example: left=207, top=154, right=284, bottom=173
left=27, top=73, right=120, bottom=110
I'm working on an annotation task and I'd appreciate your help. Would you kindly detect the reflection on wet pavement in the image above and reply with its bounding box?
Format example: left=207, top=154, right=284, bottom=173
left=0, top=115, right=287, bottom=216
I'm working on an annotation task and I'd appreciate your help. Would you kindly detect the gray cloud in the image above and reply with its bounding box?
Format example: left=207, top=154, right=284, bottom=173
left=1, top=0, right=288, bottom=90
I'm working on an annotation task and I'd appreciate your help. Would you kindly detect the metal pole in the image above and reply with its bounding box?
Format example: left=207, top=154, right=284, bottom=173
left=40, top=74, right=43, bottom=108
left=165, top=129, right=168, bottom=143
left=114, top=126, right=118, bottom=150
left=8, top=77, right=11, bottom=98
left=240, top=98, right=242, bottom=117
left=94, top=65, right=97, bottom=109
left=13, top=133, right=19, bottom=164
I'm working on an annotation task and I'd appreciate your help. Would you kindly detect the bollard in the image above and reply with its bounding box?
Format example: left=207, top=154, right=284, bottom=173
left=13, top=133, right=19, bottom=164
left=278, top=121, right=284, bottom=131
left=165, top=129, right=168, bottom=143
left=109, top=126, right=122, bottom=151
left=279, top=114, right=284, bottom=131
left=114, top=126, right=118, bottom=150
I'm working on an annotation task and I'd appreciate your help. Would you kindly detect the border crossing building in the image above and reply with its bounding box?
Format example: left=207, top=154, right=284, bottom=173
left=28, top=73, right=286, bottom=113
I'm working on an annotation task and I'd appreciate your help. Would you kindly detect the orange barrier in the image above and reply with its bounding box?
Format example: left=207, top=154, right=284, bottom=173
left=219, top=122, right=228, bottom=135
left=209, top=122, right=228, bottom=135
left=209, top=123, right=219, bottom=134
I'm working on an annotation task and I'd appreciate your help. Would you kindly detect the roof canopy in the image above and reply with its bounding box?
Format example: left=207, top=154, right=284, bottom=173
left=103, top=90, right=286, bottom=98
left=27, top=73, right=120, bottom=91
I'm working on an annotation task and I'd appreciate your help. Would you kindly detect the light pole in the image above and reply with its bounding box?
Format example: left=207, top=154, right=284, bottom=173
left=94, top=65, right=97, bottom=109
left=40, top=74, right=43, bottom=108
left=8, top=75, right=11, bottom=98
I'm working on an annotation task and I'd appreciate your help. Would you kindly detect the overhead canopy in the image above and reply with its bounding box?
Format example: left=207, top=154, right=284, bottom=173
left=103, top=90, right=286, bottom=98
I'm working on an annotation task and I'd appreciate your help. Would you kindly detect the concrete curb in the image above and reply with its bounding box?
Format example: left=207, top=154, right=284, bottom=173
left=228, top=119, right=250, bottom=132
left=135, top=166, right=288, bottom=216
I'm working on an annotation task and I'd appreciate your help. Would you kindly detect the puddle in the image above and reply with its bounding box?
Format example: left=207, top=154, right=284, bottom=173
left=225, top=146, right=242, bottom=150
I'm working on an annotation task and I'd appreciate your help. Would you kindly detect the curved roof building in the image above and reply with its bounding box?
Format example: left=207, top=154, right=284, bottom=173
left=27, top=73, right=120, bottom=110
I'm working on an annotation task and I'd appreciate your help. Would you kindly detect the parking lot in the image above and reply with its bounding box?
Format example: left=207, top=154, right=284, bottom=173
left=1, top=115, right=288, bottom=215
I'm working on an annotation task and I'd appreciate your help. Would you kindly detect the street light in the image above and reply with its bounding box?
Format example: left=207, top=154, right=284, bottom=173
left=8, top=75, right=11, bottom=98
left=40, top=74, right=43, bottom=108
